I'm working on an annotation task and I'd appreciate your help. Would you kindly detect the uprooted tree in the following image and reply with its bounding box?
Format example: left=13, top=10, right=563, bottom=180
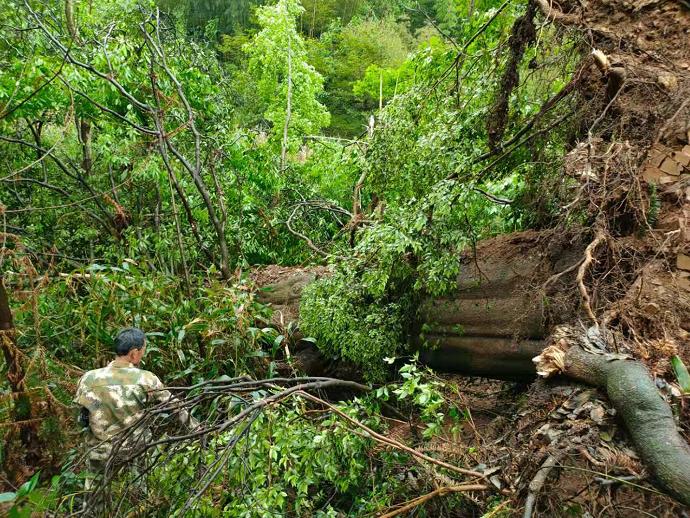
left=256, top=0, right=690, bottom=508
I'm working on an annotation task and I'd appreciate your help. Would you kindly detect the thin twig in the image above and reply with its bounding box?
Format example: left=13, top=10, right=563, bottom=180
left=378, top=484, right=488, bottom=518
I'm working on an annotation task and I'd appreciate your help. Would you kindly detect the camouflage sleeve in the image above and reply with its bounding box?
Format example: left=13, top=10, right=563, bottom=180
left=143, top=373, right=172, bottom=405
left=73, top=376, right=89, bottom=427
left=143, top=372, right=198, bottom=429
left=74, top=375, right=97, bottom=411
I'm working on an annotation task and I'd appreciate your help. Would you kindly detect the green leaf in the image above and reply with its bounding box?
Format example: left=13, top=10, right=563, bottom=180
left=16, top=472, right=39, bottom=499
left=671, top=355, right=690, bottom=393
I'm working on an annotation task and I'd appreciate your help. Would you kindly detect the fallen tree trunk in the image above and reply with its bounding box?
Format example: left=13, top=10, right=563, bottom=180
left=255, top=229, right=690, bottom=506
left=418, top=336, right=544, bottom=381
left=536, top=339, right=690, bottom=506
left=257, top=231, right=582, bottom=380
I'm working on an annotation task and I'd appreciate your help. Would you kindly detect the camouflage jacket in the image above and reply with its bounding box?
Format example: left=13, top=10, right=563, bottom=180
left=74, top=358, right=175, bottom=461
left=74, top=358, right=172, bottom=440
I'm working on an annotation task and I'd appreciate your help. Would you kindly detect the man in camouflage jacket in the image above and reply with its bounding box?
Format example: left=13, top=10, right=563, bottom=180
left=74, top=327, right=194, bottom=474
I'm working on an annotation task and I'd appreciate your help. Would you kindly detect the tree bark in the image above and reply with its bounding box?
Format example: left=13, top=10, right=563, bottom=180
left=535, top=344, right=690, bottom=506
left=64, top=0, right=80, bottom=43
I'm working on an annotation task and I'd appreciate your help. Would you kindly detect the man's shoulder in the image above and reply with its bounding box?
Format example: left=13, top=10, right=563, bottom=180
left=78, top=366, right=109, bottom=385
left=78, top=364, right=160, bottom=388
left=136, top=368, right=163, bottom=387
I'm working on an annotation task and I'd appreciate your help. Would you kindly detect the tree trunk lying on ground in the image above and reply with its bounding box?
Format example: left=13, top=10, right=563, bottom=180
left=256, top=229, right=690, bottom=506
left=536, top=339, right=690, bottom=506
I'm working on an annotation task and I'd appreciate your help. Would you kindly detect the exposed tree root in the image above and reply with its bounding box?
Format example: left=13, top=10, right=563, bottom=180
left=576, top=230, right=606, bottom=326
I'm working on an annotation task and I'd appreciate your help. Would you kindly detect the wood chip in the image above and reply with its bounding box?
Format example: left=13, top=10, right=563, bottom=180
left=677, top=253, right=690, bottom=271
left=660, top=158, right=681, bottom=176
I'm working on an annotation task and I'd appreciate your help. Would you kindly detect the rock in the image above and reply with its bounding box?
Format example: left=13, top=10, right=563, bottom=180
left=658, top=72, right=678, bottom=90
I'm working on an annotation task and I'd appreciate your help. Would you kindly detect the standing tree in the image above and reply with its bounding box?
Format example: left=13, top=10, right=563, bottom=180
left=245, top=0, right=330, bottom=169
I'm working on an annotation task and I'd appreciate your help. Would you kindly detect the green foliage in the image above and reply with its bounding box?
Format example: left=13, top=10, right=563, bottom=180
left=0, top=0, right=590, bottom=514
left=305, top=16, right=415, bottom=135
left=301, top=179, right=523, bottom=380
left=301, top=0, right=579, bottom=377
left=0, top=471, right=64, bottom=518
left=672, top=355, right=690, bottom=394
left=646, top=184, right=660, bottom=229
left=246, top=0, right=330, bottom=145
left=93, top=360, right=452, bottom=516
left=10, top=262, right=269, bottom=383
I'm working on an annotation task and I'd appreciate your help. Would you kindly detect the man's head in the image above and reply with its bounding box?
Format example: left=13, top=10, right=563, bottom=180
left=114, top=327, right=146, bottom=365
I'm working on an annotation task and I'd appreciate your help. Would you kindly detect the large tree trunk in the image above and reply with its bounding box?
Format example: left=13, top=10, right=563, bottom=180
left=255, top=226, right=690, bottom=505
left=256, top=230, right=584, bottom=380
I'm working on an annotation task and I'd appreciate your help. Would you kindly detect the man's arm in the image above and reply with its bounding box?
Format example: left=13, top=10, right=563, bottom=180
left=74, top=375, right=92, bottom=430
left=144, top=373, right=199, bottom=430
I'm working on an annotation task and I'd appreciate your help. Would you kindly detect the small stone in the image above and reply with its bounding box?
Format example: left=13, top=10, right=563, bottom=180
left=648, top=146, right=669, bottom=167
left=660, top=158, right=681, bottom=176
left=643, top=302, right=661, bottom=315
left=658, top=174, right=678, bottom=184
left=673, top=151, right=690, bottom=167
left=643, top=166, right=663, bottom=183
left=658, top=72, right=678, bottom=90
left=678, top=275, right=690, bottom=292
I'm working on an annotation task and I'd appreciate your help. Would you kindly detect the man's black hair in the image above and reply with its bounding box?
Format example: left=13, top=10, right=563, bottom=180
left=114, top=327, right=146, bottom=356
